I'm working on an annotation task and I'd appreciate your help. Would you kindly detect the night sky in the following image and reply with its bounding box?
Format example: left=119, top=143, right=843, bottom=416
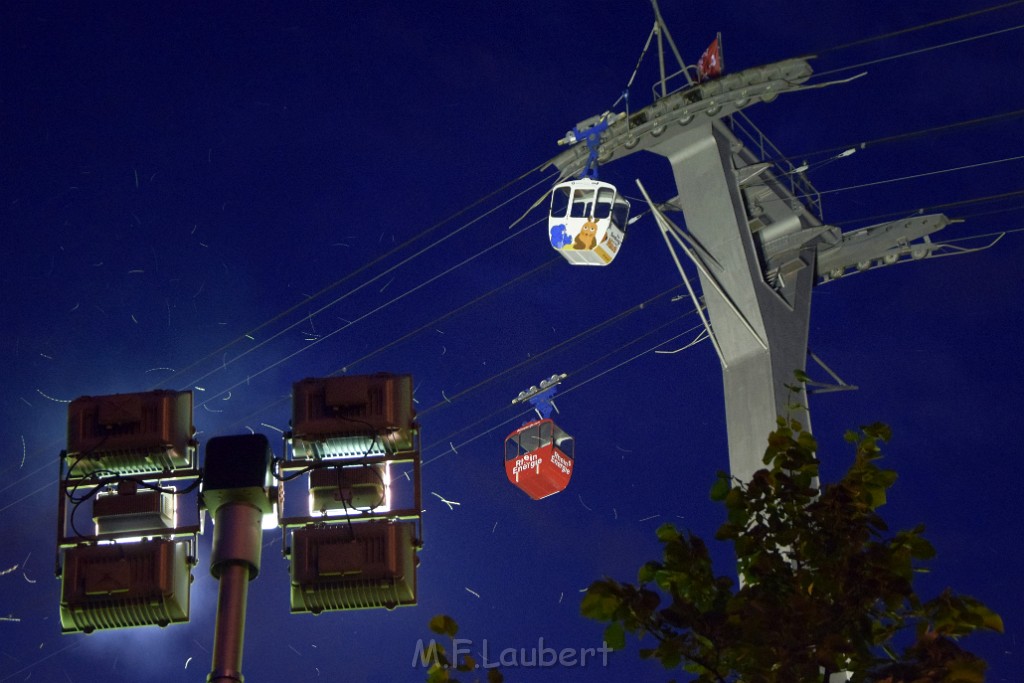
left=1, top=2, right=1022, bottom=682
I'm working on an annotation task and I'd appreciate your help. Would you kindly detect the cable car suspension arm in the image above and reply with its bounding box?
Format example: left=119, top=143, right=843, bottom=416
left=638, top=179, right=769, bottom=362
left=655, top=327, right=711, bottom=355
left=804, top=351, right=859, bottom=394
left=637, top=179, right=727, bottom=368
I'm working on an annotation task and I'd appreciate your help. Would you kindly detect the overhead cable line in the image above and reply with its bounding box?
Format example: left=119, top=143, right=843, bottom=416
left=0, top=478, right=60, bottom=516
left=2, top=170, right=561, bottom=486
left=788, top=109, right=1024, bottom=162
left=149, top=162, right=557, bottom=391
left=195, top=216, right=549, bottom=409
left=751, top=156, right=1024, bottom=219
left=814, top=1, right=1024, bottom=56
left=941, top=225, right=1024, bottom=244
left=829, top=189, right=1024, bottom=229
left=418, top=283, right=685, bottom=419
left=329, top=257, right=562, bottom=376
left=419, top=309, right=707, bottom=458
left=217, top=283, right=688, bottom=454
left=952, top=205, right=1024, bottom=223
left=214, top=258, right=563, bottom=432
left=421, top=319, right=705, bottom=467
left=3, top=250, right=553, bottom=499
left=815, top=22, right=1024, bottom=78
left=182, top=171, right=558, bottom=394
left=815, top=154, right=1024, bottom=197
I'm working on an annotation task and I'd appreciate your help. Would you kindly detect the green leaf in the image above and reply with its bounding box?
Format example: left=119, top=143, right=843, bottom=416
left=865, top=482, right=888, bottom=509
left=723, top=486, right=745, bottom=510
left=581, top=583, right=622, bottom=621
left=652, top=636, right=686, bottom=670
left=428, top=614, right=459, bottom=638
left=456, top=653, right=476, bottom=672
left=980, top=609, right=1005, bottom=633
left=710, top=474, right=731, bottom=501
left=638, top=561, right=659, bottom=584
left=796, top=430, right=817, bottom=453
left=907, top=534, right=936, bottom=561
left=861, top=422, right=892, bottom=442
left=945, top=658, right=987, bottom=683
left=604, top=621, right=626, bottom=650
left=656, top=523, right=681, bottom=543
left=426, top=665, right=450, bottom=683
left=962, top=596, right=1005, bottom=633
left=486, top=670, right=504, bottom=683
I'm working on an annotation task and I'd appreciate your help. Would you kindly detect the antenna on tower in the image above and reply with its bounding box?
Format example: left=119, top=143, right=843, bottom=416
left=650, top=0, right=694, bottom=94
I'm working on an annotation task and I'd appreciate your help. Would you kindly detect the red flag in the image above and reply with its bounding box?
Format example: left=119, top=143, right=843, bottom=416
left=698, top=34, right=723, bottom=82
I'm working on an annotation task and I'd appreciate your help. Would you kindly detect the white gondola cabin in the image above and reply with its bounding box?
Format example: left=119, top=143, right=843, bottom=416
left=504, top=418, right=574, bottom=500
left=548, top=178, right=630, bottom=266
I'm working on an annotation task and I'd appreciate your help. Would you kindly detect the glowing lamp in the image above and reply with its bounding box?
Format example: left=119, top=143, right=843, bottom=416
left=308, top=463, right=390, bottom=516
left=92, top=484, right=176, bottom=536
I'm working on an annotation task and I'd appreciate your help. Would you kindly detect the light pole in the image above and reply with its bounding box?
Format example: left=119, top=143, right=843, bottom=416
left=202, top=434, right=275, bottom=683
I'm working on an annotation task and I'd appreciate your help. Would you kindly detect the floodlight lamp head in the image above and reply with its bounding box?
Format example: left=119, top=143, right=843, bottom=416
left=66, top=390, right=195, bottom=477
left=289, top=521, right=419, bottom=613
left=60, top=539, right=193, bottom=634
left=291, top=374, right=417, bottom=459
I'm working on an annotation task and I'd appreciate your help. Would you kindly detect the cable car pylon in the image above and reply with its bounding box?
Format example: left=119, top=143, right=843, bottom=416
left=543, top=2, right=982, bottom=484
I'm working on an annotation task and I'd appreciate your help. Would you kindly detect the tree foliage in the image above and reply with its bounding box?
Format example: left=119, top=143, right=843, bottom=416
left=581, top=420, right=1002, bottom=682
left=422, top=614, right=504, bottom=683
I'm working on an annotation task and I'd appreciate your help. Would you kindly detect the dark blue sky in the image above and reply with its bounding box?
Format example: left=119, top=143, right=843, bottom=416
left=2, top=2, right=1022, bottom=681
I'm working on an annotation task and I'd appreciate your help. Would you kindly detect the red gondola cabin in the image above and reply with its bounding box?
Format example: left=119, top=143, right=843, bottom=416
left=504, top=419, right=574, bottom=500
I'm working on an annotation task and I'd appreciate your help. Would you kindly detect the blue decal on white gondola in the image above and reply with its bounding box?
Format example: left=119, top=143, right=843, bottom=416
left=550, top=223, right=572, bottom=249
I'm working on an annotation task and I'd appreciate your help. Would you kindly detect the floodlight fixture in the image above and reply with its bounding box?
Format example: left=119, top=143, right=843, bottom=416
left=57, top=390, right=201, bottom=635
left=66, top=390, right=196, bottom=477
left=279, top=373, right=423, bottom=615
left=291, top=374, right=417, bottom=458
left=59, top=538, right=192, bottom=634
left=290, top=520, right=418, bottom=613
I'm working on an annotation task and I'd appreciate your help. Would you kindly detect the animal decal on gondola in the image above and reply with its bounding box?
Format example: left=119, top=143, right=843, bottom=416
left=572, top=218, right=600, bottom=250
